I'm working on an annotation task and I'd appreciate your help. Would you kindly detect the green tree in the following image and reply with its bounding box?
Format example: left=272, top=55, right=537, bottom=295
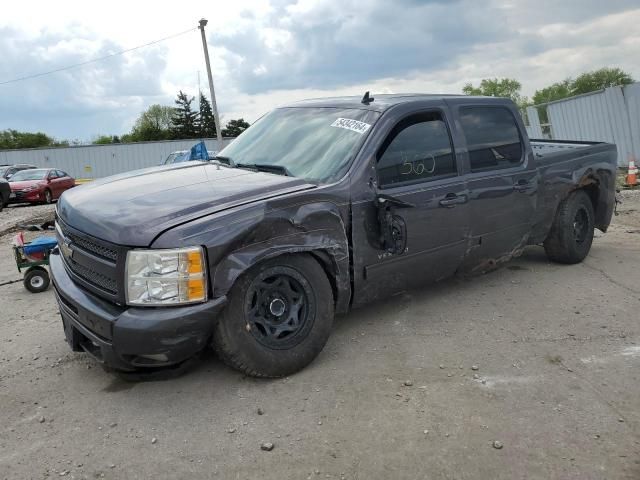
left=93, top=135, right=115, bottom=145
left=0, top=129, right=57, bottom=149
left=532, top=79, right=573, bottom=105
left=199, top=92, right=217, bottom=138
left=171, top=90, right=199, bottom=139
left=533, top=68, right=634, bottom=105
left=462, top=78, right=529, bottom=108
left=571, top=67, right=634, bottom=95
left=129, top=104, right=174, bottom=141
left=222, top=118, right=250, bottom=137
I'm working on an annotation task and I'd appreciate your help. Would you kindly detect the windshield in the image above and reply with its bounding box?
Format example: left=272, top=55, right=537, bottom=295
left=10, top=169, right=47, bottom=181
left=164, top=152, right=190, bottom=165
left=218, top=107, right=380, bottom=183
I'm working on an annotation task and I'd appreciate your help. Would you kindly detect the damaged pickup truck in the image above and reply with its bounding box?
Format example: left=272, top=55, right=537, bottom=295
left=51, top=93, right=617, bottom=377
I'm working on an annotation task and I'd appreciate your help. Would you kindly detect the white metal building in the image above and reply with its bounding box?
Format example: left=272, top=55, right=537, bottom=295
left=0, top=138, right=234, bottom=179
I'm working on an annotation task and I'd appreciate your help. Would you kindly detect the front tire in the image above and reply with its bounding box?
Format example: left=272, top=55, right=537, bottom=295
left=212, top=254, right=334, bottom=377
left=544, top=190, right=595, bottom=264
left=43, top=189, right=53, bottom=204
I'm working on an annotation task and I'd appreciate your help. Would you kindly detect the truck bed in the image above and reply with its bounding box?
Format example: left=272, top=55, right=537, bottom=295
left=530, top=139, right=607, bottom=158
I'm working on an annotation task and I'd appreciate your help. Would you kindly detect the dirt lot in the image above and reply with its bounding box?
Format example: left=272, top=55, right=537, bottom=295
left=1, top=194, right=639, bottom=480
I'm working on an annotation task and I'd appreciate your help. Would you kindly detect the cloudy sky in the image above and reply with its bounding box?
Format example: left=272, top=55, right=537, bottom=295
left=1, top=0, right=639, bottom=141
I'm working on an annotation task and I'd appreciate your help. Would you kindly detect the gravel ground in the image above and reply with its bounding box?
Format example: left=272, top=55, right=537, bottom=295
left=0, top=203, right=55, bottom=237
left=0, top=193, right=639, bottom=479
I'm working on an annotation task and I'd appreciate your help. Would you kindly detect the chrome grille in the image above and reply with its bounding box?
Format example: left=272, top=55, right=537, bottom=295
left=55, top=219, right=122, bottom=300
left=59, top=222, right=118, bottom=261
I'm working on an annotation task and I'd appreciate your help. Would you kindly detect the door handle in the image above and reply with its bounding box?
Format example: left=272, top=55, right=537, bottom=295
left=439, top=194, right=467, bottom=208
left=513, top=179, right=529, bottom=192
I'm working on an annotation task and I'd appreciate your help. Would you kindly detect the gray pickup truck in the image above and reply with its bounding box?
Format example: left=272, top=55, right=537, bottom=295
left=50, top=93, right=617, bottom=377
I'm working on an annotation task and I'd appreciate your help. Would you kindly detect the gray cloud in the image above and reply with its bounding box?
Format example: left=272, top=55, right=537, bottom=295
left=216, top=0, right=639, bottom=94
left=218, top=0, right=507, bottom=93
left=0, top=25, right=169, bottom=139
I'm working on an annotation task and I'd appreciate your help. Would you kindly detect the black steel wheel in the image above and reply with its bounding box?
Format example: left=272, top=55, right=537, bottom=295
left=245, top=268, right=314, bottom=350
left=213, top=254, right=334, bottom=377
left=573, top=205, right=590, bottom=246
left=544, top=190, right=595, bottom=264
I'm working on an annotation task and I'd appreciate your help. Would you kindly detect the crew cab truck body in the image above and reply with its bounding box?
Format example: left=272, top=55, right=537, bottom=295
left=50, top=94, right=617, bottom=376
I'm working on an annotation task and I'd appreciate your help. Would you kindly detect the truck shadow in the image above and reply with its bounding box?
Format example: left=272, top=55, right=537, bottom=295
left=333, top=245, right=551, bottom=332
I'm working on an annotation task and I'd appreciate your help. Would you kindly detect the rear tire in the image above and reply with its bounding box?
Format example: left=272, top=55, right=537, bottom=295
left=544, top=190, right=595, bottom=264
left=24, top=267, right=50, bottom=293
left=212, top=254, right=334, bottom=378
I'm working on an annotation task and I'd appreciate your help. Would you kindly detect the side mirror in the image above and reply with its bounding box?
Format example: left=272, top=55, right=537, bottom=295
left=5, top=174, right=12, bottom=180
left=376, top=193, right=414, bottom=255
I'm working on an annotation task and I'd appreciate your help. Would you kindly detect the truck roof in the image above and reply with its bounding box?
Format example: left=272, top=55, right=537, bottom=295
left=283, top=93, right=509, bottom=112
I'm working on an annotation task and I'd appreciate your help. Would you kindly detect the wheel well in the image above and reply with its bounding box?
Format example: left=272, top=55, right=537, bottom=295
left=578, top=184, right=599, bottom=217
left=308, top=251, right=338, bottom=307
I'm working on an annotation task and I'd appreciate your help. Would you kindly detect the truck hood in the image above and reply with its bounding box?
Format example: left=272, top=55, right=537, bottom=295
left=57, top=163, right=316, bottom=246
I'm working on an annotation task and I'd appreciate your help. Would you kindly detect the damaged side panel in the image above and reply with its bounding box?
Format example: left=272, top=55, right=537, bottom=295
left=152, top=193, right=352, bottom=314
left=529, top=144, right=617, bottom=244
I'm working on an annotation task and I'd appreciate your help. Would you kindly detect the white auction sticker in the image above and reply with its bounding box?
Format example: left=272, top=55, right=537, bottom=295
left=330, top=118, right=372, bottom=134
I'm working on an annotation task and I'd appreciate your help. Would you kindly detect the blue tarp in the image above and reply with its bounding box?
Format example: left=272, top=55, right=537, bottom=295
left=23, top=236, right=58, bottom=255
left=189, top=141, right=209, bottom=161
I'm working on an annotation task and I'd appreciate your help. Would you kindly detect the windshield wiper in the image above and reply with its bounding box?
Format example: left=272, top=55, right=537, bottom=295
left=212, top=155, right=236, bottom=167
left=236, top=163, right=293, bottom=177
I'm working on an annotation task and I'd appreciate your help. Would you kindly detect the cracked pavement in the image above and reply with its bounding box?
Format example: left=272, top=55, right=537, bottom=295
left=0, top=192, right=639, bottom=479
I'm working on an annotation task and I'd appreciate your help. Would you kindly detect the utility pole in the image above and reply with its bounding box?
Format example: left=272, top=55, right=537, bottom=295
left=198, top=18, right=223, bottom=147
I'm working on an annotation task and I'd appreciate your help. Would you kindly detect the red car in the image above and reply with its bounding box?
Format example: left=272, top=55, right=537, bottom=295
left=9, top=168, right=75, bottom=205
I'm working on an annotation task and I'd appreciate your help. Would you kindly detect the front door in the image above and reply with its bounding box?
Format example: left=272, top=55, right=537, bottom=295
left=351, top=109, right=470, bottom=305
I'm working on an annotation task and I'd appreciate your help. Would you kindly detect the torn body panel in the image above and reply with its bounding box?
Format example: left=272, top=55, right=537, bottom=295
left=529, top=142, right=617, bottom=244
left=152, top=195, right=352, bottom=315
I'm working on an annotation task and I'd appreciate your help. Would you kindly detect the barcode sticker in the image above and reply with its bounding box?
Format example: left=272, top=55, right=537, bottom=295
left=330, top=118, right=372, bottom=134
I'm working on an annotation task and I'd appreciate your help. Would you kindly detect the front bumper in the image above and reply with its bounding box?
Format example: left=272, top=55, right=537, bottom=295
left=9, top=190, right=44, bottom=203
left=49, top=250, right=227, bottom=371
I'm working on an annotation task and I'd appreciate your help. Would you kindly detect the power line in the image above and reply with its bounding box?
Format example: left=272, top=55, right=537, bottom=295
left=0, top=27, right=198, bottom=86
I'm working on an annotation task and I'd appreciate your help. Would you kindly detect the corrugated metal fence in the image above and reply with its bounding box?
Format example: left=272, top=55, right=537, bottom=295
left=0, top=138, right=234, bottom=179
left=525, top=82, right=640, bottom=167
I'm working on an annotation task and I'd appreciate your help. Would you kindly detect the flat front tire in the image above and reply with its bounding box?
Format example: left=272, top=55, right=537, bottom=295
left=212, top=254, right=334, bottom=377
left=544, top=190, right=595, bottom=264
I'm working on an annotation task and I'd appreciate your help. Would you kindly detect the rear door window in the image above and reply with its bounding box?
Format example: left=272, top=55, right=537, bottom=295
left=459, top=107, right=523, bottom=172
left=376, top=111, right=456, bottom=188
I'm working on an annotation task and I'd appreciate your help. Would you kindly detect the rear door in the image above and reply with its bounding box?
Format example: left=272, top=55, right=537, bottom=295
left=351, top=108, right=470, bottom=304
left=447, top=102, right=537, bottom=271
left=57, top=170, right=73, bottom=190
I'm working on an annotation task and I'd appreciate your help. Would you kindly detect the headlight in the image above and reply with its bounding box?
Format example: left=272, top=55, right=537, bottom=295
left=125, top=247, right=207, bottom=306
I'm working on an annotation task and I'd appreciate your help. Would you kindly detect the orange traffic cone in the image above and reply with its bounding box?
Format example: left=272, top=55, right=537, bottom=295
left=627, top=157, right=638, bottom=187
